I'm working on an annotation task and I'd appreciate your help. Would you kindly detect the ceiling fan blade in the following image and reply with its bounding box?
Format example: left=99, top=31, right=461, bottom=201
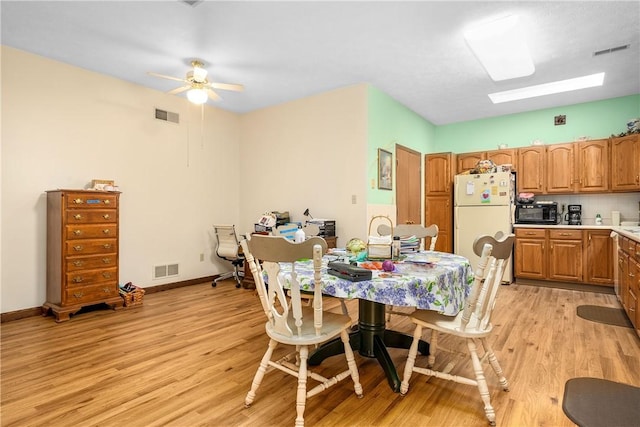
left=209, top=82, right=244, bottom=92
left=207, top=88, right=222, bottom=101
left=147, top=71, right=187, bottom=83
left=167, top=85, right=190, bottom=95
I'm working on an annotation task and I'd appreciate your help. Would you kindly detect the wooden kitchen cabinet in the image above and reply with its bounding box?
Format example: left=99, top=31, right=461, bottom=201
left=584, top=229, right=614, bottom=285
left=548, top=229, right=583, bottom=282
left=43, top=190, right=123, bottom=322
left=456, top=152, right=484, bottom=174
left=611, top=134, right=640, bottom=191
left=576, top=139, right=609, bottom=192
left=617, top=235, right=640, bottom=335
left=517, top=146, right=545, bottom=193
left=425, top=153, right=455, bottom=253
left=515, top=228, right=546, bottom=279
left=487, top=148, right=518, bottom=171
left=546, top=144, right=575, bottom=193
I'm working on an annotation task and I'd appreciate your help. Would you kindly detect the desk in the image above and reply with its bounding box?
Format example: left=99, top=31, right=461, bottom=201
left=279, top=251, right=473, bottom=392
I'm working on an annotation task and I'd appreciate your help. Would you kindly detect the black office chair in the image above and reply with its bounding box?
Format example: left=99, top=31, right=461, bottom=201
left=212, top=224, right=244, bottom=288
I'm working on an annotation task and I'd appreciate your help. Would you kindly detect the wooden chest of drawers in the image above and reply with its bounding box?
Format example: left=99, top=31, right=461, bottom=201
left=43, top=190, right=123, bottom=321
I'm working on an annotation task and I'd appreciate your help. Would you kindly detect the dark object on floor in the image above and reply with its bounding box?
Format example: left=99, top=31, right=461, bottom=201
left=563, top=377, right=640, bottom=427
left=576, top=305, right=632, bottom=328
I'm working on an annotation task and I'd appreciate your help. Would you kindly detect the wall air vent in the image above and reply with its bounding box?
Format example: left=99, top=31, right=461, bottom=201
left=593, top=44, right=630, bottom=56
left=155, top=108, right=179, bottom=124
left=181, top=0, right=203, bottom=7
left=153, top=263, right=180, bottom=279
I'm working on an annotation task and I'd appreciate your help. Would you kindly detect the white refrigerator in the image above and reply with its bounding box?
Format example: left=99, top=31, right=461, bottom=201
left=454, top=171, right=514, bottom=283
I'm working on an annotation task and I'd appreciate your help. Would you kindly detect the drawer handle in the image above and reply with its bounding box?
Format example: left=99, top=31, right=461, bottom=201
left=74, top=214, right=82, bottom=220
left=103, top=214, right=110, bottom=219
left=103, top=244, right=111, bottom=249
left=525, top=232, right=536, bottom=235
left=73, top=230, right=82, bottom=236
left=73, top=292, right=84, bottom=299
left=104, top=200, right=110, bottom=205
left=72, top=276, right=83, bottom=283
left=73, top=260, right=83, bottom=267
left=102, top=229, right=111, bottom=234
left=102, top=272, right=111, bottom=279
left=103, top=287, right=111, bottom=294
left=73, top=245, right=83, bottom=251
left=560, top=233, right=570, bottom=236
left=73, top=198, right=84, bottom=204
left=102, top=258, right=111, bottom=264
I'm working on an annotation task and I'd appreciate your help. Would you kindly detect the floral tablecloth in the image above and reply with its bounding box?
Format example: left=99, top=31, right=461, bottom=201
left=279, top=251, right=473, bottom=316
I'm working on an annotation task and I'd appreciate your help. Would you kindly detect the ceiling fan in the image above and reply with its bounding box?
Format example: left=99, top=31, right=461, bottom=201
left=148, top=60, right=244, bottom=104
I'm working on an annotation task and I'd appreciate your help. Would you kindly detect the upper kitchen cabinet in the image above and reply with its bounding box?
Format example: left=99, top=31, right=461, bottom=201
left=517, top=146, right=545, bottom=193
left=611, top=134, right=640, bottom=191
left=425, top=152, right=455, bottom=195
left=576, top=139, right=609, bottom=192
left=546, top=143, right=575, bottom=193
left=456, top=151, right=484, bottom=174
left=487, top=148, right=518, bottom=171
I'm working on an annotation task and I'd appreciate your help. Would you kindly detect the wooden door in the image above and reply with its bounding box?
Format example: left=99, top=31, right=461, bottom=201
left=577, top=139, right=609, bottom=192
left=585, top=229, right=613, bottom=285
left=546, top=143, right=575, bottom=193
left=396, top=145, right=421, bottom=225
left=611, top=134, right=640, bottom=191
left=517, top=146, right=545, bottom=193
left=424, top=153, right=454, bottom=253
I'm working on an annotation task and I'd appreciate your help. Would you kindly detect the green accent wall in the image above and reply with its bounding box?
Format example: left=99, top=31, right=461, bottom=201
left=367, top=86, right=436, bottom=204
left=434, top=94, right=640, bottom=153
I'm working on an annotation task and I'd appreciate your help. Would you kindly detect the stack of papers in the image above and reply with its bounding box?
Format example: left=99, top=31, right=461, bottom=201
left=399, top=235, right=420, bottom=253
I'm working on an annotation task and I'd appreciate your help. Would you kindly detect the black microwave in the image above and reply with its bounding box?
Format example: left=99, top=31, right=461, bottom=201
left=515, top=203, right=559, bottom=224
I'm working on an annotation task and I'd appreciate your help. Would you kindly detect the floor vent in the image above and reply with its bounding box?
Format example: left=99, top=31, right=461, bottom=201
left=593, top=44, right=630, bottom=56
left=155, top=108, right=179, bottom=124
left=153, top=263, right=180, bottom=279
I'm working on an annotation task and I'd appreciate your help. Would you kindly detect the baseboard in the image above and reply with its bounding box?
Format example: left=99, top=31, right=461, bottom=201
left=0, top=275, right=217, bottom=323
left=514, top=278, right=615, bottom=294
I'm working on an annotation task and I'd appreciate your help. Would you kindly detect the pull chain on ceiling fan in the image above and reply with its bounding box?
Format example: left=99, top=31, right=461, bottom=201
left=148, top=60, right=244, bottom=104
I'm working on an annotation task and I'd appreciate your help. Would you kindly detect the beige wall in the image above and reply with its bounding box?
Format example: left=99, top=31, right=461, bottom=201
left=239, top=84, right=370, bottom=241
left=1, top=46, right=242, bottom=312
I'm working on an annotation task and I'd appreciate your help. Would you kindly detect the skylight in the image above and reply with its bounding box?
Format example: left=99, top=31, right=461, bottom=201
left=464, top=15, right=535, bottom=81
left=488, top=73, right=606, bottom=103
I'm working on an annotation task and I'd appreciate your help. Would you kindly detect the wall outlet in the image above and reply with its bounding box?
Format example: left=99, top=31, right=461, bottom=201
left=352, top=194, right=357, bottom=204
left=199, top=253, right=204, bottom=262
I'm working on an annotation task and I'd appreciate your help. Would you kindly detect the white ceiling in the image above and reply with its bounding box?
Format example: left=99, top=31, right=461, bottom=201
left=2, top=1, right=639, bottom=125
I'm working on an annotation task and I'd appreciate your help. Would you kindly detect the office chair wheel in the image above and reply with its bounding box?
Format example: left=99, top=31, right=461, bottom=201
left=235, top=283, right=241, bottom=288
left=211, top=281, right=217, bottom=287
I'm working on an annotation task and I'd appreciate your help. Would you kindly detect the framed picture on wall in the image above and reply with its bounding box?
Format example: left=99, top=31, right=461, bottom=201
left=378, top=148, right=392, bottom=190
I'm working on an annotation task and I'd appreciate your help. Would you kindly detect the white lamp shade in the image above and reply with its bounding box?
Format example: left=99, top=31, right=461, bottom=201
left=187, top=88, right=208, bottom=104
left=192, top=66, right=208, bottom=83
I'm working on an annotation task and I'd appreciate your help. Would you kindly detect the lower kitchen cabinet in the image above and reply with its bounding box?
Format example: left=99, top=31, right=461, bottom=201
left=515, top=227, right=613, bottom=286
left=616, top=235, right=639, bottom=336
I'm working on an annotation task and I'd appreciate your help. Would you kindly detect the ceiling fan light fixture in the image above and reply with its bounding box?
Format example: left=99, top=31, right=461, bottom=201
left=464, top=15, right=535, bottom=81
left=192, top=66, right=207, bottom=83
left=187, top=88, right=208, bottom=104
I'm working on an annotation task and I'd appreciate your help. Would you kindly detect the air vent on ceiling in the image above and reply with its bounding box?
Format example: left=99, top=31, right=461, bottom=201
left=155, top=108, right=179, bottom=124
left=593, top=44, right=630, bottom=56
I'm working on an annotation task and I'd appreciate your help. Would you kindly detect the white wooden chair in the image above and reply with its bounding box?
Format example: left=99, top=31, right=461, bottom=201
left=400, top=233, right=515, bottom=426
left=378, top=223, right=439, bottom=321
left=241, top=234, right=363, bottom=427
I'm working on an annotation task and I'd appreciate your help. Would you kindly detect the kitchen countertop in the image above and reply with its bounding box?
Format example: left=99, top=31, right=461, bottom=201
left=513, top=224, right=640, bottom=242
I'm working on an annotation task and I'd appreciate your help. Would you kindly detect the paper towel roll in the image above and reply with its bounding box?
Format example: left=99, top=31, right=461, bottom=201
left=612, top=211, right=620, bottom=226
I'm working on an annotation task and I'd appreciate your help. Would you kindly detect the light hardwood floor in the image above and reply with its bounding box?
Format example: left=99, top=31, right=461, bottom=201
left=2, top=281, right=639, bottom=427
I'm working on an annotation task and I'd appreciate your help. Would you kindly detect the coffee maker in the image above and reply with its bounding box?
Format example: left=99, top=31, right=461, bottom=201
left=565, top=204, right=582, bottom=225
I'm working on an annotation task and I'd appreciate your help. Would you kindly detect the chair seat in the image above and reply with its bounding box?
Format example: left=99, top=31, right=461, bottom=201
left=410, top=309, right=494, bottom=339
left=266, top=306, right=353, bottom=346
